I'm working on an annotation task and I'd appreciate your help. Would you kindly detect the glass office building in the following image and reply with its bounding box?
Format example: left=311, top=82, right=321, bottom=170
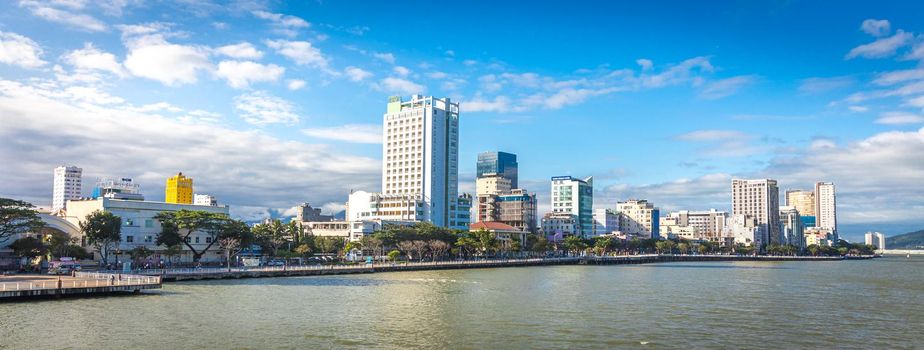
left=477, top=151, right=518, bottom=188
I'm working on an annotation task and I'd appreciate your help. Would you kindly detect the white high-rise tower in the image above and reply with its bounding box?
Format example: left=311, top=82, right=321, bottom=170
left=53, top=165, right=82, bottom=212
left=731, top=178, right=781, bottom=248
left=381, top=95, right=464, bottom=229
left=814, top=182, right=837, bottom=239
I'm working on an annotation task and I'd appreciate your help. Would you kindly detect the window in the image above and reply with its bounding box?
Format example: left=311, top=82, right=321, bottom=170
left=206, top=237, right=212, bottom=244
left=195, top=237, right=200, bottom=244
left=145, top=219, right=154, bottom=228
left=126, top=235, right=134, bottom=243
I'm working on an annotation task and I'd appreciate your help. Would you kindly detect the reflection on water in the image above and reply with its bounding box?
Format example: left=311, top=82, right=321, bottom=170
left=2, top=256, right=922, bottom=349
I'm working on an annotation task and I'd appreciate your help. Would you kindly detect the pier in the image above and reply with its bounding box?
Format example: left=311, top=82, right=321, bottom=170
left=0, top=272, right=161, bottom=300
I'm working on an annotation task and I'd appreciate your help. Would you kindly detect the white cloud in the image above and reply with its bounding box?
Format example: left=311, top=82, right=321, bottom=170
left=64, top=86, right=124, bottom=105
left=287, top=79, right=306, bottom=90
left=699, top=75, right=756, bottom=99
left=676, top=130, right=749, bottom=142
left=875, top=111, right=924, bottom=125
left=873, top=68, right=924, bottom=86
left=798, top=76, right=855, bottom=94
left=848, top=105, right=869, bottom=113
left=393, top=66, right=410, bottom=77
left=846, top=30, right=914, bottom=59
left=378, top=77, right=424, bottom=95
left=120, top=26, right=212, bottom=86
left=252, top=10, right=310, bottom=28
left=215, top=42, right=263, bottom=60
left=233, top=91, right=300, bottom=125
left=61, top=43, right=125, bottom=76
left=265, top=39, right=328, bottom=69
left=128, top=102, right=183, bottom=113
left=0, top=31, right=46, bottom=68
left=427, top=71, right=448, bottom=79
left=216, top=60, right=285, bottom=89
left=0, top=79, right=378, bottom=218
left=636, top=58, right=653, bottom=71
left=861, top=19, right=891, bottom=37
left=464, top=95, right=518, bottom=113
left=372, top=52, right=395, bottom=64
left=302, top=124, right=383, bottom=144
left=19, top=0, right=107, bottom=32
left=344, top=66, right=372, bottom=82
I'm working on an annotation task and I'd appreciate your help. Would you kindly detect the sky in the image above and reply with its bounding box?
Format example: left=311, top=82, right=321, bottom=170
left=1, top=0, right=923, bottom=241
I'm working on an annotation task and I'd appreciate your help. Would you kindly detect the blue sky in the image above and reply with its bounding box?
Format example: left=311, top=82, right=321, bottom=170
left=1, top=0, right=923, bottom=241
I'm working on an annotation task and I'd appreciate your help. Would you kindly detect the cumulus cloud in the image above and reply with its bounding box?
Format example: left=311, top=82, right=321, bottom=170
left=302, top=124, right=383, bottom=144
left=636, top=58, right=653, bottom=71
left=252, top=10, right=309, bottom=37
left=215, top=42, right=263, bottom=60
left=265, top=39, right=328, bottom=69
left=393, top=66, right=410, bottom=77
left=377, top=77, right=424, bottom=95
left=233, top=91, right=301, bottom=125
left=344, top=66, right=372, bottom=82
left=0, top=79, right=378, bottom=219
left=286, top=79, right=306, bottom=90
left=846, top=30, right=914, bottom=59
left=216, top=60, right=285, bottom=89
left=372, top=52, right=395, bottom=64
left=61, top=43, right=125, bottom=76
left=861, top=19, right=891, bottom=37
left=0, top=31, right=46, bottom=68
left=120, top=24, right=212, bottom=86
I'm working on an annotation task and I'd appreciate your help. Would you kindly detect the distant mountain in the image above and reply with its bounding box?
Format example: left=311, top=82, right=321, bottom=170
left=886, top=230, right=924, bottom=249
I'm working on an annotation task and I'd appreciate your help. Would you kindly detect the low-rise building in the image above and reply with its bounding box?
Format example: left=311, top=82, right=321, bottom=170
left=295, top=202, right=333, bottom=222
left=593, top=208, right=619, bottom=236
left=660, top=216, right=702, bottom=240
left=470, top=221, right=525, bottom=249
left=541, top=212, right=576, bottom=241
left=194, top=194, right=217, bottom=206
left=64, top=197, right=230, bottom=263
left=726, top=214, right=762, bottom=247
left=475, top=189, right=537, bottom=233
left=346, top=190, right=426, bottom=222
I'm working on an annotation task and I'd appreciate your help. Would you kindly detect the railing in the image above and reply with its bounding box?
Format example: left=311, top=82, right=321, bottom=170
left=0, top=273, right=161, bottom=292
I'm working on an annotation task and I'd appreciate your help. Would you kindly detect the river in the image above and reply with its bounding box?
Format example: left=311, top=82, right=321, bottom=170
left=2, top=256, right=922, bottom=349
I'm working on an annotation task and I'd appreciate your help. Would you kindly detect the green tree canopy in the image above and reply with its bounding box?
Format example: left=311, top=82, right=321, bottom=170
left=0, top=198, right=44, bottom=244
left=80, top=210, right=122, bottom=265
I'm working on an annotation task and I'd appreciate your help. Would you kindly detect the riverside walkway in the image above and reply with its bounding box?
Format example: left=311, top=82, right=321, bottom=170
left=0, top=272, right=161, bottom=299
left=116, top=254, right=863, bottom=282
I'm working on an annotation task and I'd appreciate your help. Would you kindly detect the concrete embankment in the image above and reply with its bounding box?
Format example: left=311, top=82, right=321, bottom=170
left=0, top=273, right=161, bottom=300
left=153, top=254, right=868, bottom=282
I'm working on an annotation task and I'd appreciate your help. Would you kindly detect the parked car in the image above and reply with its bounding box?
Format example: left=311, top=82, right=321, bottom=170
left=265, top=259, right=286, bottom=266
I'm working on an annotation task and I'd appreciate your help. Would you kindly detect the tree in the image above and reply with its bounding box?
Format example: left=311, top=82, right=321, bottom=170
left=9, top=237, right=47, bottom=263
left=563, top=235, right=588, bottom=255
left=361, top=236, right=384, bottom=258
left=45, top=230, right=78, bottom=259
left=387, top=249, right=401, bottom=262
left=0, top=198, right=44, bottom=244
left=473, top=229, right=498, bottom=255
left=80, top=210, right=122, bottom=265
left=217, top=219, right=252, bottom=271
left=316, top=236, right=345, bottom=255
left=531, top=235, right=549, bottom=252
left=655, top=240, right=675, bottom=254
left=594, top=237, right=613, bottom=256
left=294, top=243, right=312, bottom=257
left=677, top=242, right=690, bottom=255
left=807, top=244, right=820, bottom=256
left=455, top=236, right=478, bottom=258
left=129, top=246, right=153, bottom=263
left=162, top=244, right=183, bottom=265
left=154, top=210, right=229, bottom=262
left=252, top=219, right=293, bottom=257
left=427, top=240, right=450, bottom=260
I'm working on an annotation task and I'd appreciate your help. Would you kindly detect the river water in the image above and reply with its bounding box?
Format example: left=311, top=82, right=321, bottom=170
left=2, top=256, right=922, bottom=349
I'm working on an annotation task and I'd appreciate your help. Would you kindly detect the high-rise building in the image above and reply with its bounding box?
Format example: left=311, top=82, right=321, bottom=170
left=477, top=151, right=518, bottom=188
left=785, top=190, right=815, bottom=217
left=779, top=206, right=804, bottom=248
left=864, top=231, right=885, bottom=250
left=731, top=178, right=781, bottom=248
left=194, top=194, right=217, bottom=206
left=814, top=182, right=837, bottom=239
left=382, top=95, right=466, bottom=229
left=550, top=176, right=594, bottom=237
left=616, top=199, right=660, bottom=239
left=165, top=172, right=193, bottom=204
left=52, top=165, right=82, bottom=212
left=91, top=177, right=144, bottom=201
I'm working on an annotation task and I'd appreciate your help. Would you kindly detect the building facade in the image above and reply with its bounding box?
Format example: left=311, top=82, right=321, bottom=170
left=52, top=165, right=82, bottom=212
left=65, top=197, right=230, bottom=262
left=476, top=174, right=512, bottom=196
left=779, top=206, right=805, bottom=248
left=616, top=200, right=660, bottom=239
left=814, top=182, right=837, bottom=239
left=731, top=178, right=781, bottom=248
left=550, top=176, right=593, bottom=237
left=864, top=231, right=886, bottom=250
left=541, top=212, right=576, bottom=241
left=165, top=172, right=193, bottom=204
left=91, top=177, right=144, bottom=201
left=346, top=190, right=426, bottom=222
left=476, top=151, right=518, bottom=188
left=475, top=189, right=537, bottom=233
left=667, top=209, right=727, bottom=241
left=295, top=202, right=333, bottom=222
left=726, top=214, right=762, bottom=247
left=381, top=95, right=466, bottom=229
left=194, top=194, right=217, bottom=206
left=593, top=208, right=619, bottom=236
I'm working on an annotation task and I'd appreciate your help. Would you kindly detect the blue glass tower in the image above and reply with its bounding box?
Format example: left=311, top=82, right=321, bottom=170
left=476, top=151, right=518, bottom=188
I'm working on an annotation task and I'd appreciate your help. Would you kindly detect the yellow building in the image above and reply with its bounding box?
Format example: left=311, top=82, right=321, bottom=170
left=165, top=172, right=193, bottom=204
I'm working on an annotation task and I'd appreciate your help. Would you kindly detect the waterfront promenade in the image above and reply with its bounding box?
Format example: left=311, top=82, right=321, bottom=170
left=0, top=272, right=161, bottom=299
left=116, top=254, right=860, bottom=282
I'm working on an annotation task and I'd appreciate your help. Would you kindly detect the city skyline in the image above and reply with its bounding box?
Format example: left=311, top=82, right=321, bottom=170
left=2, top=1, right=924, bottom=242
